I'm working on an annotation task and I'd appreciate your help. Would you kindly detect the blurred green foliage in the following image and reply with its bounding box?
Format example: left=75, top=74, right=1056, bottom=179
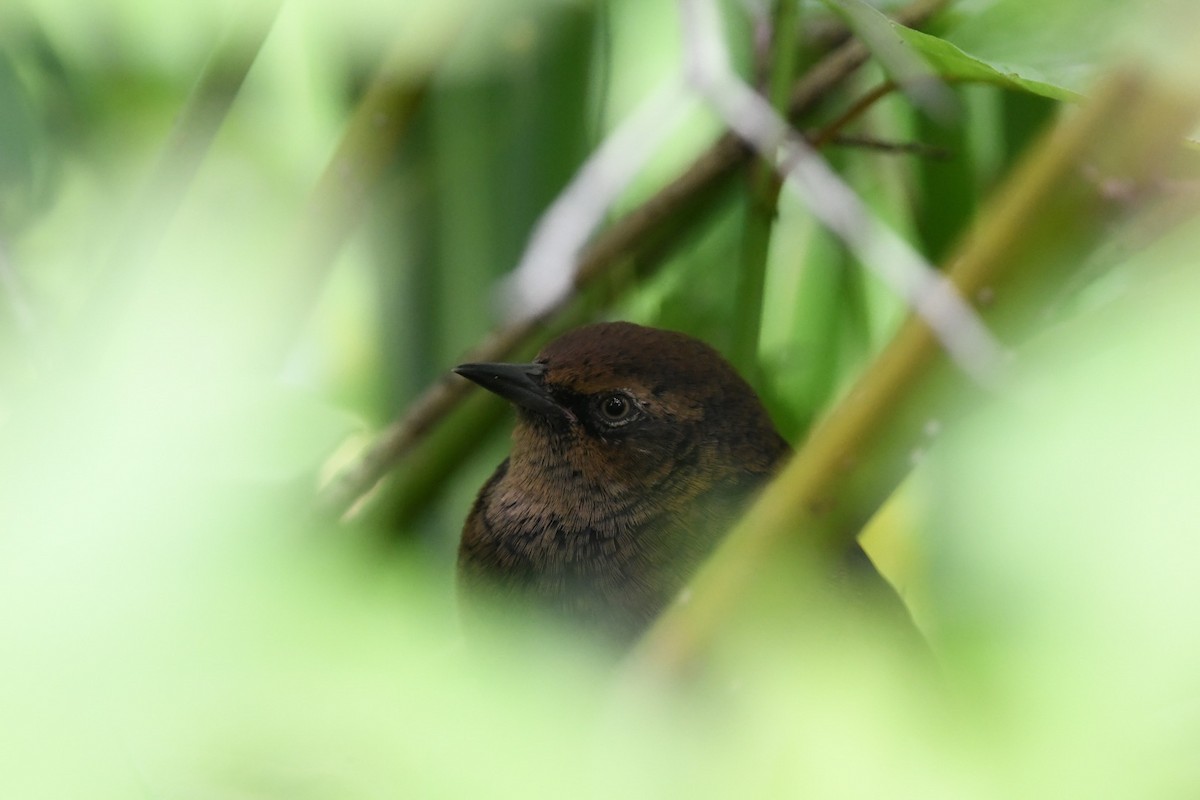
left=1, top=0, right=1199, bottom=797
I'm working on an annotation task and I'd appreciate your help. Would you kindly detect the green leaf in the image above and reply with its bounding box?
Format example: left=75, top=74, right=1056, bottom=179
left=940, top=0, right=1131, bottom=93
left=895, top=26, right=1079, bottom=101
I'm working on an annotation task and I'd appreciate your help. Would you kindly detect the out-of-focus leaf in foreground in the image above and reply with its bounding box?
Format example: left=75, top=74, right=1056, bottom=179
left=6, top=212, right=1200, bottom=797
left=925, top=217, right=1200, bottom=797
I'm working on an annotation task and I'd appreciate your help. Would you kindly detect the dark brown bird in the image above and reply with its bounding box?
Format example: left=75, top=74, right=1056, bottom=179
left=454, top=321, right=791, bottom=644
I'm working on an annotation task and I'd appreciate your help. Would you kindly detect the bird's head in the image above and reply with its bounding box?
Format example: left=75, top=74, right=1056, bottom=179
left=454, top=322, right=787, bottom=494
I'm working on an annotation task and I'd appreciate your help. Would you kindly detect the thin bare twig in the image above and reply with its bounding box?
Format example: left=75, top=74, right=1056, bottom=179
left=824, top=133, right=951, bottom=159
left=810, top=80, right=898, bottom=149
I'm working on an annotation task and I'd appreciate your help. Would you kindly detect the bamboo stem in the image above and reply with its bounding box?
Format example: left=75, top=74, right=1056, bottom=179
left=627, top=70, right=1200, bottom=675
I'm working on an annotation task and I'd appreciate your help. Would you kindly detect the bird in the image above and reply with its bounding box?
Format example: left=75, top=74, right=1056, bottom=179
left=453, top=321, right=881, bottom=645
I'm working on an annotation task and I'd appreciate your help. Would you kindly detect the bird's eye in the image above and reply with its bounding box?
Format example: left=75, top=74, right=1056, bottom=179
left=595, top=392, right=636, bottom=425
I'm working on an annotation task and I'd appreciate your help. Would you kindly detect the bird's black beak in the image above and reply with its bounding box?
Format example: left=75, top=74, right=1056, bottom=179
left=453, top=361, right=565, bottom=420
